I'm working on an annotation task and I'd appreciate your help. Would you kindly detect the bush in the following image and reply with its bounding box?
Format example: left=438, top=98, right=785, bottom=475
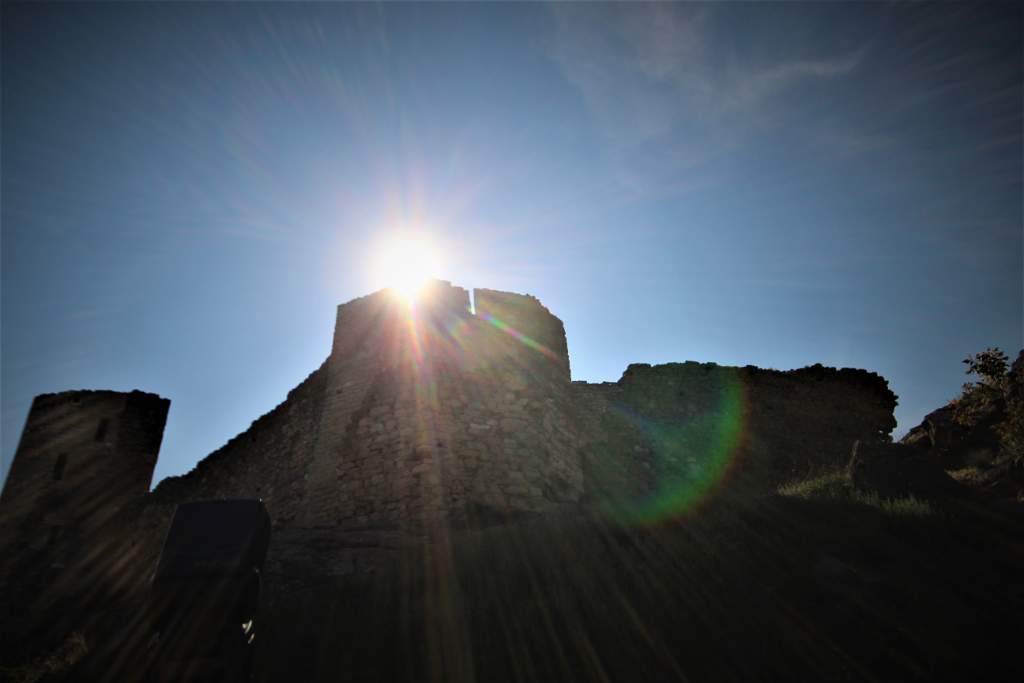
left=952, top=348, right=1024, bottom=467
left=962, top=347, right=1009, bottom=388
left=995, top=399, right=1024, bottom=466
left=953, top=347, right=1008, bottom=428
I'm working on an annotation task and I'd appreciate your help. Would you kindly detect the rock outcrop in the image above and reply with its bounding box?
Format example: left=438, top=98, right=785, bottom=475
left=847, top=440, right=964, bottom=502
left=900, top=348, right=1024, bottom=501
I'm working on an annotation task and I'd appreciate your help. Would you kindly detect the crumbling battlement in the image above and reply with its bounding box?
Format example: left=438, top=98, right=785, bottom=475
left=473, top=288, right=571, bottom=381
left=571, top=361, right=897, bottom=505
left=150, top=363, right=328, bottom=523
left=613, top=361, right=896, bottom=438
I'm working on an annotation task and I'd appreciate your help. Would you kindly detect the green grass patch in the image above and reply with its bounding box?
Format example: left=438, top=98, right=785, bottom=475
left=778, top=470, right=934, bottom=517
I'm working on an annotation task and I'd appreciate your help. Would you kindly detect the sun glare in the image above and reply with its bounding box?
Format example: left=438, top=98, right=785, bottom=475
left=374, top=234, right=442, bottom=302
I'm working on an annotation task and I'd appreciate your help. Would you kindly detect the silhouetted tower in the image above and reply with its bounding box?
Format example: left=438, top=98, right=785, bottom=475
left=0, top=390, right=169, bottom=656
left=0, top=390, right=170, bottom=562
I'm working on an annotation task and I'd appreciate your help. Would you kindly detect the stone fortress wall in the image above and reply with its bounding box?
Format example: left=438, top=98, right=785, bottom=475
left=1, top=281, right=898, bottom=596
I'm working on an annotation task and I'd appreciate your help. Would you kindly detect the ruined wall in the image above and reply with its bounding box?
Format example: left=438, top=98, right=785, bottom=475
left=738, top=363, right=897, bottom=475
left=572, top=362, right=898, bottom=509
left=474, top=288, right=571, bottom=382
left=107, top=363, right=334, bottom=610
left=149, top=362, right=328, bottom=525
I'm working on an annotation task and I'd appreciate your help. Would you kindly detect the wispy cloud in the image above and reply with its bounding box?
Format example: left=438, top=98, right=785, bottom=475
left=723, top=49, right=864, bottom=111
left=546, top=4, right=865, bottom=197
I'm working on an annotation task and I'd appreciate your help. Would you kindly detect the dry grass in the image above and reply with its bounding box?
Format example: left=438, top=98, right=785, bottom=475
left=778, top=470, right=934, bottom=517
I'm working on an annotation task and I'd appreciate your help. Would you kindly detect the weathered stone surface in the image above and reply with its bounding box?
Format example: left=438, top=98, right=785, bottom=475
left=572, top=361, right=898, bottom=501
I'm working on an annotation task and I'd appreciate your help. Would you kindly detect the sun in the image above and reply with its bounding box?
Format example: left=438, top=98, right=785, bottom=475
left=373, top=233, right=442, bottom=302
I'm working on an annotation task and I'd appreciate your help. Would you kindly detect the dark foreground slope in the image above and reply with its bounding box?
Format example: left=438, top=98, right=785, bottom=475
left=258, top=497, right=1021, bottom=683
left=50, top=486, right=1022, bottom=683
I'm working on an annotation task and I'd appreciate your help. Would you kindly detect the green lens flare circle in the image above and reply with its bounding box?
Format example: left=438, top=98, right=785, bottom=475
left=603, top=369, right=745, bottom=525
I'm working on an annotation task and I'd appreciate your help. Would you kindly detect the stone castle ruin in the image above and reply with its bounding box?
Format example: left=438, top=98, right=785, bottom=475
left=0, top=281, right=898, bottom=654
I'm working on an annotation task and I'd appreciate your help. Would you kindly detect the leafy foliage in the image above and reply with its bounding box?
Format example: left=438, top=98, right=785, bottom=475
left=995, top=399, right=1024, bottom=465
left=962, top=347, right=1009, bottom=388
left=954, top=347, right=1024, bottom=466
left=953, top=348, right=1008, bottom=428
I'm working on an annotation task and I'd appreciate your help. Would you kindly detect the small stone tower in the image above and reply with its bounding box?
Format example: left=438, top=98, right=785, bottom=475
left=0, top=390, right=170, bottom=562
left=0, top=390, right=169, bottom=656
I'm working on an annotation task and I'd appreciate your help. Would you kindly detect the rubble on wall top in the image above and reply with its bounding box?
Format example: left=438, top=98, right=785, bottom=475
left=611, top=360, right=895, bottom=401
left=33, top=388, right=168, bottom=401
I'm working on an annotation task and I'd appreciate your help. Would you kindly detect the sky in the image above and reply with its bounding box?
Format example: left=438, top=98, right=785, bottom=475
left=2, top=2, right=1021, bottom=489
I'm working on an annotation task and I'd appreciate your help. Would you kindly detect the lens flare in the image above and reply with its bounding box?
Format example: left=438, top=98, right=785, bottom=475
left=479, top=312, right=561, bottom=363
left=591, top=367, right=747, bottom=526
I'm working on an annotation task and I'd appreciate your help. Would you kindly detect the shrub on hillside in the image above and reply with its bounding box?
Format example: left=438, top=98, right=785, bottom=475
left=954, top=347, right=1024, bottom=467
left=996, top=400, right=1024, bottom=466
left=953, top=347, right=1007, bottom=428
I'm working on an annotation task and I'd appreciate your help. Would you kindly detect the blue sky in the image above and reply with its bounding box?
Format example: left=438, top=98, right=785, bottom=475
left=2, top=2, right=1020, bottom=488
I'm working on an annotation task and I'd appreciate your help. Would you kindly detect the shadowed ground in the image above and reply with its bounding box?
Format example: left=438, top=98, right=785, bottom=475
left=40, top=481, right=1019, bottom=683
